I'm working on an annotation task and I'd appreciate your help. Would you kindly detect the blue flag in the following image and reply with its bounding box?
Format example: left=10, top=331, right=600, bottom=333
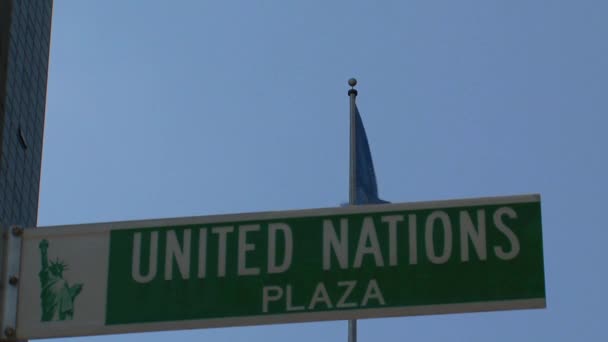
left=354, top=105, right=389, bottom=205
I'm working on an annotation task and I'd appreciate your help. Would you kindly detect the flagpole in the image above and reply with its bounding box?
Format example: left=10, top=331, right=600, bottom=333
left=348, top=78, right=358, bottom=205
left=347, top=77, right=358, bottom=342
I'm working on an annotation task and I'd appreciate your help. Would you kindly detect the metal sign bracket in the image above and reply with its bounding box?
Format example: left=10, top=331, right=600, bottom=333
left=0, top=226, right=23, bottom=341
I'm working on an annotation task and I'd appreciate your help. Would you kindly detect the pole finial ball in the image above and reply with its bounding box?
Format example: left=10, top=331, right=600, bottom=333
left=348, top=78, right=357, bottom=87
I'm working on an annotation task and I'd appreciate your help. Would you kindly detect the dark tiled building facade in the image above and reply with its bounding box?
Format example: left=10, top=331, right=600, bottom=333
left=0, top=0, right=53, bottom=229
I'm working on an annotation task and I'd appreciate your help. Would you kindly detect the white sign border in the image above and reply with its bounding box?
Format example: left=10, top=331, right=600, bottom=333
left=24, top=194, right=541, bottom=236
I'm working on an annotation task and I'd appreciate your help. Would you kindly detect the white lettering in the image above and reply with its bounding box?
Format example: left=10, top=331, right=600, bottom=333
left=197, top=228, right=207, bottom=278
left=268, top=223, right=293, bottom=274
left=212, top=226, right=234, bottom=277
left=262, top=286, right=283, bottom=313
left=460, top=210, right=487, bottom=261
left=353, top=217, right=384, bottom=268
left=238, top=224, right=260, bottom=276
left=165, top=229, right=191, bottom=280
left=382, top=215, right=403, bottom=266
left=425, top=211, right=452, bottom=264
left=131, top=232, right=158, bottom=283
left=323, top=219, right=348, bottom=270
left=361, top=279, right=385, bottom=306
left=308, top=282, right=333, bottom=309
left=493, top=207, right=520, bottom=260
left=336, top=280, right=357, bottom=308
left=286, top=285, right=305, bottom=311
left=408, top=214, right=418, bottom=265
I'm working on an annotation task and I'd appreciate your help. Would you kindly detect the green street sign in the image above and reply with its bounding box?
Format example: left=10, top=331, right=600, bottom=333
left=13, top=194, right=545, bottom=339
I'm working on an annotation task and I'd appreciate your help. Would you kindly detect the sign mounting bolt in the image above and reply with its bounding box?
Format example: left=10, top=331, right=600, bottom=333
left=11, top=226, right=23, bottom=237
left=8, top=275, right=19, bottom=286
left=4, top=327, right=15, bottom=337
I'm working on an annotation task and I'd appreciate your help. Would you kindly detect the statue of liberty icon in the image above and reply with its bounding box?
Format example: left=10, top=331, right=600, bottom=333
left=38, top=239, right=83, bottom=321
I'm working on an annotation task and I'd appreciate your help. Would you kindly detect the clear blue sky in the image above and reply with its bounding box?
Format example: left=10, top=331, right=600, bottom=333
left=39, top=1, right=607, bottom=341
